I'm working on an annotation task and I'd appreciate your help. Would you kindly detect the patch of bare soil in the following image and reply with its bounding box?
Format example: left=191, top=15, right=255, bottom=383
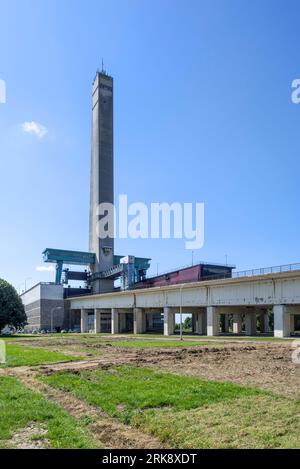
left=37, top=341, right=298, bottom=399
left=8, top=367, right=164, bottom=449
left=10, top=340, right=300, bottom=399
left=113, top=342, right=300, bottom=399
left=6, top=422, right=49, bottom=449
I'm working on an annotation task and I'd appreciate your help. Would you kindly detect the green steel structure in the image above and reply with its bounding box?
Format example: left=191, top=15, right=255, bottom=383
left=43, top=248, right=151, bottom=290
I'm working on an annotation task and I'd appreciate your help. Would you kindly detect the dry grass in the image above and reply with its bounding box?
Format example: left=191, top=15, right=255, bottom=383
left=133, top=394, right=300, bottom=448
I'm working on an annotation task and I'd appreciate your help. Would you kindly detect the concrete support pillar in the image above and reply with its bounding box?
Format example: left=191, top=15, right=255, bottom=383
left=274, top=305, right=291, bottom=338
left=207, top=306, right=220, bottom=336
left=80, top=309, right=89, bottom=333
left=232, top=314, right=242, bottom=334
left=290, top=315, right=295, bottom=335
left=260, top=312, right=270, bottom=333
left=192, top=314, right=196, bottom=332
left=245, top=312, right=256, bottom=336
left=164, top=307, right=175, bottom=336
left=194, top=311, right=204, bottom=334
left=94, top=309, right=101, bottom=333
left=202, top=312, right=207, bottom=335
left=111, top=308, right=119, bottom=334
left=134, top=308, right=146, bottom=334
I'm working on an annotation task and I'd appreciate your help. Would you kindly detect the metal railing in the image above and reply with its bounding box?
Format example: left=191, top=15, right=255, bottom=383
left=233, top=262, right=300, bottom=277
left=201, top=262, right=300, bottom=282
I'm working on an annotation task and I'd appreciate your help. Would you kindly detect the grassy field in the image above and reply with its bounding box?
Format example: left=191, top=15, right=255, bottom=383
left=0, top=376, right=97, bottom=449
left=1, top=333, right=299, bottom=449
left=134, top=394, right=300, bottom=448
left=1, top=333, right=288, bottom=342
left=41, top=365, right=300, bottom=448
left=1, top=343, right=80, bottom=367
left=42, top=366, right=262, bottom=423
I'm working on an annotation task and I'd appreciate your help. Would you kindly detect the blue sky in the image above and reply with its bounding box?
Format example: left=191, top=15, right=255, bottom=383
left=0, top=0, right=300, bottom=291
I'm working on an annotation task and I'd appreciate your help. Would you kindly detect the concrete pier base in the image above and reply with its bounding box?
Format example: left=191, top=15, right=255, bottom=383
left=134, top=308, right=146, bottom=334
left=164, top=307, right=175, bottom=336
left=232, top=314, right=242, bottom=334
left=111, top=308, right=119, bottom=334
left=194, top=310, right=205, bottom=334
left=207, top=306, right=220, bottom=336
left=245, top=312, right=257, bottom=336
left=260, top=312, right=270, bottom=333
left=81, top=309, right=89, bottom=333
left=94, top=309, right=101, bottom=333
left=274, top=305, right=293, bottom=337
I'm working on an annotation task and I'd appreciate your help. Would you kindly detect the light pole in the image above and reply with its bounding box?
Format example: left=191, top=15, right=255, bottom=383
left=179, top=285, right=184, bottom=341
left=50, top=306, right=62, bottom=333
left=179, top=283, right=189, bottom=341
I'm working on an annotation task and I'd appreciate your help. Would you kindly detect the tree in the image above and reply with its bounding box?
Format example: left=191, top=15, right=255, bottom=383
left=183, top=316, right=192, bottom=331
left=0, top=279, right=27, bottom=332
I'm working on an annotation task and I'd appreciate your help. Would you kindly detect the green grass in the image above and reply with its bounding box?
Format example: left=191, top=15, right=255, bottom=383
left=133, top=394, right=300, bottom=448
left=42, top=365, right=300, bottom=448
left=0, top=376, right=97, bottom=448
left=1, top=343, right=80, bottom=367
left=2, top=333, right=288, bottom=342
left=42, top=366, right=262, bottom=424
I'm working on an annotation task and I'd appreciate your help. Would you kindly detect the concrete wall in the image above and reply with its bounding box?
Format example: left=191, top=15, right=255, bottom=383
left=71, top=270, right=300, bottom=337
left=21, top=284, right=42, bottom=331
left=21, top=283, right=64, bottom=332
left=69, top=270, right=300, bottom=311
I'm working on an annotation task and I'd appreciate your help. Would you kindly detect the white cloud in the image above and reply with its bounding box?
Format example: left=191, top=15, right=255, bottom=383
left=21, top=121, right=48, bottom=138
left=36, top=265, right=55, bottom=272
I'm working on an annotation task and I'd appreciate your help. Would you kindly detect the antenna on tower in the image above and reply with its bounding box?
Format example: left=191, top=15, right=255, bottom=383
left=101, top=59, right=106, bottom=74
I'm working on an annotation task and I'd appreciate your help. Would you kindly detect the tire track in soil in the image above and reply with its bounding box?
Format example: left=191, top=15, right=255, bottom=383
left=6, top=366, right=165, bottom=450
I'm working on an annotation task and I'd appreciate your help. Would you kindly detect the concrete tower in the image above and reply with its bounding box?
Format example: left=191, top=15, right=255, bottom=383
left=89, top=71, right=114, bottom=293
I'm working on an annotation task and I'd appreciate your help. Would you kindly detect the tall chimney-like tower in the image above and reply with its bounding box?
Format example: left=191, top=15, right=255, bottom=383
left=89, top=71, right=114, bottom=293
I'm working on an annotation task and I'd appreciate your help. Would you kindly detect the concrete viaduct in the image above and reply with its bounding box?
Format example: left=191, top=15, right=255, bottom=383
left=68, top=268, right=300, bottom=338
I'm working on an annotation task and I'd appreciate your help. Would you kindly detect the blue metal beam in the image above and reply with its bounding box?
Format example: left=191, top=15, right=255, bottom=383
left=43, top=248, right=96, bottom=265
left=55, top=260, right=63, bottom=284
